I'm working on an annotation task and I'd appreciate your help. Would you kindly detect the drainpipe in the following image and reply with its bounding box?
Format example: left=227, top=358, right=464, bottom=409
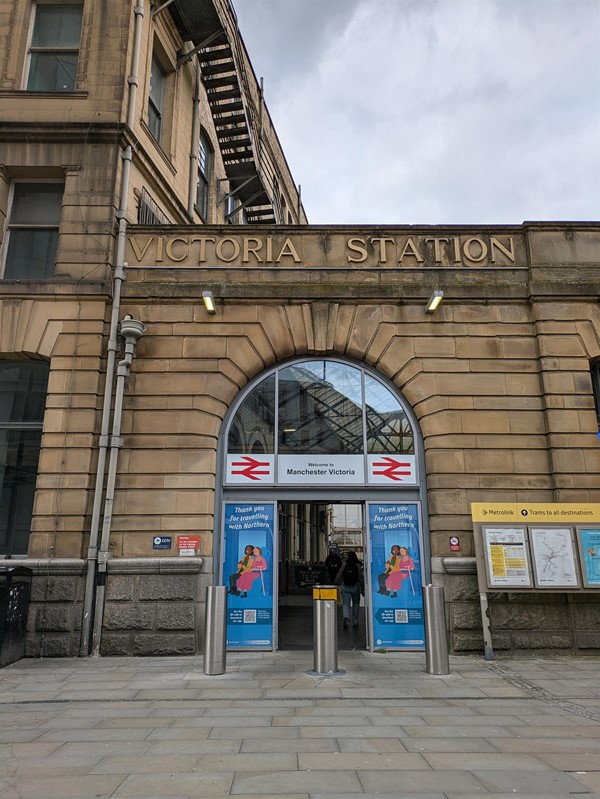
left=91, top=315, right=146, bottom=657
left=80, top=147, right=133, bottom=655
left=127, top=0, right=145, bottom=131
left=80, top=0, right=144, bottom=655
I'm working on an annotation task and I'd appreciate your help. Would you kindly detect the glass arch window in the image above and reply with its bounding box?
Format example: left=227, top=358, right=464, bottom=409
left=226, top=360, right=414, bottom=458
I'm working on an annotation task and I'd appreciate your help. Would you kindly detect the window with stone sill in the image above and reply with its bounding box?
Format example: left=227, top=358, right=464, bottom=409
left=2, top=183, right=64, bottom=280
left=0, top=361, right=49, bottom=557
left=148, top=52, right=166, bottom=142
left=26, top=3, right=83, bottom=92
left=196, top=130, right=213, bottom=221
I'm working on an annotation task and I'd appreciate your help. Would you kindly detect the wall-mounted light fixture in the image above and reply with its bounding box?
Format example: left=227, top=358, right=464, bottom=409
left=425, top=290, right=444, bottom=314
left=202, top=290, right=216, bottom=315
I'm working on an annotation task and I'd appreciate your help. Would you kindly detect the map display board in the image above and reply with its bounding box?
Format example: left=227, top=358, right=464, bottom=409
left=529, top=527, right=579, bottom=588
left=482, top=526, right=532, bottom=588
left=577, top=528, right=600, bottom=587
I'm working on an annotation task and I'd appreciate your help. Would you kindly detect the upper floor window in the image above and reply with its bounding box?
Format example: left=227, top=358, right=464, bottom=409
left=3, top=183, right=64, bottom=280
left=148, top=53, right=166, bottom=141
left=137, top=188, right=169, bottom=225
left=0, top=361, right=49, bottom=556
left=26, top=3, right=83, bottom=92
left=197, top=130, right=213, bottom=221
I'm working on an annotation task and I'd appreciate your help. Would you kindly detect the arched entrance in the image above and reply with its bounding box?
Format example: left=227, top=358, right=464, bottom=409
left=216, top=358, right=430, bottom=651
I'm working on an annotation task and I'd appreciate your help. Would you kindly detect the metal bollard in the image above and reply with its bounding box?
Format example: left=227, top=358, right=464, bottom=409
left=307, top=585, right=345, bottom=676
left=203, top=586, right=227, bottom=675
left=423, top=584, right=450, bottom=675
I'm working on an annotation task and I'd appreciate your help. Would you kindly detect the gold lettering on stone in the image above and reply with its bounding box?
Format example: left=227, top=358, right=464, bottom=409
left=398, top=238, right=424, bottom=263
left=424, top=237, right=450, bottom=262
left=347, top=238, right=368, bottom=263
left=490, top=237, right=515, bottom=263
left=165, top=237, right=188, bottom=262
left=370, top=237, right=395, bottom=263
left=191, top=237, right=215, bottom=263
left=243, top=237, right=263, bottom=263
left=129, top=237, right=154, bottom=262
left=453, top=237, right=461, bottom=263
left=463, top=237, right=488, bottom=262
left=215, top=237, right=240, bottom=262
left=155, top=236, right=164, bottom=262
left=276, top=238, right=301, bottom=263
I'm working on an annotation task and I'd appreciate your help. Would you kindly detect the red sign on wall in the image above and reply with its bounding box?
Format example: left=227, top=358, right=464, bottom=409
left=177, top=535, right=199, bottom=551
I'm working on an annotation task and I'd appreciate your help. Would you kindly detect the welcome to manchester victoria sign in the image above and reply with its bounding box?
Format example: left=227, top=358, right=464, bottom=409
left=126, top=228, right=525, bottom=269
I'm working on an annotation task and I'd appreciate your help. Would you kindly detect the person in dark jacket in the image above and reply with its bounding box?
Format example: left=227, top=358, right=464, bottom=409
left=336, top=550, right=363, bottom=628
left=325, top=547, right=342, bottom=583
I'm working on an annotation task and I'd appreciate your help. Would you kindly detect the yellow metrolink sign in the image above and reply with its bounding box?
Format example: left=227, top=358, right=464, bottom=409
left=126, top=229, right=523, bottom=269
left=471, top=503, right=600, bottom=524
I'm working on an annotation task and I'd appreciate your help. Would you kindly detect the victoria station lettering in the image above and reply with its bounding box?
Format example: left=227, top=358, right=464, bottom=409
left=127, top=234, right=517, bottom=267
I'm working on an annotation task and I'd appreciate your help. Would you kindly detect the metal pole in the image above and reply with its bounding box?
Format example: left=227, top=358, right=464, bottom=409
left=479, top=591, right=495, bottom=661
left=423, top=584, right=450, bottom=675
left=203, top=586, right=228, bottom=675
left=308, top=585, right=344, bottom=676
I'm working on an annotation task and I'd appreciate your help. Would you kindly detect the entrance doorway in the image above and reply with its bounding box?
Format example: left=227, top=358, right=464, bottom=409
left=278, top=501, right=367, bottom=650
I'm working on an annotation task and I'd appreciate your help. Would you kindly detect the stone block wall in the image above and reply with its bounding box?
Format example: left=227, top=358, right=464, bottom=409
left=100, top=557, right=210, bottom=656
left=23, top=557, right=211, bottom=658
left=25, top=560, right=86, bottom=658
left=436, top=559, right=600, bottom=654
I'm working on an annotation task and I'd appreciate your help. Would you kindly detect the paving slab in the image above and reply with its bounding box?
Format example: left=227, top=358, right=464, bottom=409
left=0, top=652, right=598, bottom=799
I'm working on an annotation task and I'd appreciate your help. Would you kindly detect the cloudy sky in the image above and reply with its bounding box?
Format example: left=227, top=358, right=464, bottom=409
left=232, top=0, right=600, bottom=226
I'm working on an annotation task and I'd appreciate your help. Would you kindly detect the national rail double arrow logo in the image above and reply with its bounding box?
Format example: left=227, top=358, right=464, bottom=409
left=371, top=456, right=412, bottom=481
left=230, top=455, right=271, bottom=481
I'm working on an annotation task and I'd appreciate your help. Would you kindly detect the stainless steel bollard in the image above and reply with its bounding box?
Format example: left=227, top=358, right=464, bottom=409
left=423, top=584, right=450, bottom=675
left=203, top=586, right=227, bottom=675
left=310, top=585, right=344, bottom=676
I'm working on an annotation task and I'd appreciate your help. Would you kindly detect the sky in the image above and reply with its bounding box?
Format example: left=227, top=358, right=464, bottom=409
left=232, top=0, right=600, bottom=226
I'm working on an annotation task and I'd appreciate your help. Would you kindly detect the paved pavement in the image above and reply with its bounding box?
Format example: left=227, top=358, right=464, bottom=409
left=0, top=650, right=599, bottom=798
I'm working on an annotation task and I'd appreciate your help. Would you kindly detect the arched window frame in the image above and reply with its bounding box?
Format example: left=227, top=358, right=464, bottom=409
left=222, top=357, right=422, bottom=487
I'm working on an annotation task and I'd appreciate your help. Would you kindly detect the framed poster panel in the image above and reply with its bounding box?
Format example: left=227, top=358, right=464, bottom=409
left=366, top=502, right=425, bottom=651
left=482, top=526, right=532, bottom=588
left=577, top=528, right=600, bottom=588
left=529, top=527, right=579, bottom=589
left=221, top=502, right=276, bottom=649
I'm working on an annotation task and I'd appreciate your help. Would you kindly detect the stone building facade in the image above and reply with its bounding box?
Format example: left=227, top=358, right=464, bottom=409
left=1, top=0, right=599, bottom=658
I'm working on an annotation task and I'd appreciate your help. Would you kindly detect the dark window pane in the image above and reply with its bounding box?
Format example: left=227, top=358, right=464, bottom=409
left=0, top=362, right=49, bottom=424
left=196, top=175, right=209, bottom=220
left=278, top=361, right=363, bottom=454
left=4, top=229, right=59, bottom=279
left=228, top=374, right=275, bottom=454
left=11, top=184, right=63, bottom=225
left=365, top=374, right=414, bottom=454
left=148, top=105, right=161, bottom=140
left=27, top=51, right=78, bottom=91
left=0, top=430, right=42, bottom=555
left=31, top=4, right=82, bottom=47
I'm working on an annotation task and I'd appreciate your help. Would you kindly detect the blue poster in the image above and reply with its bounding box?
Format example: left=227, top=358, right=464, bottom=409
left=579, top=528, right=600, bottom=586
left=222, top=503, right=275, bottom=649
left=368, top=502, right=425, bottom=650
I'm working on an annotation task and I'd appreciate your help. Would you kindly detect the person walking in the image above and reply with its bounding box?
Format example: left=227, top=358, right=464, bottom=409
left=336, top=551, right=364, bottom=629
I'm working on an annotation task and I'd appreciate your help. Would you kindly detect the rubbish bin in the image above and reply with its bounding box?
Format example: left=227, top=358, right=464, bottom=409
left=0, top=565, right=32, bottom=668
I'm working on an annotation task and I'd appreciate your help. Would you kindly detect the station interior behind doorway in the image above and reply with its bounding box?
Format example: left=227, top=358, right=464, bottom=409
left=278, top=502, right=366, bottom=650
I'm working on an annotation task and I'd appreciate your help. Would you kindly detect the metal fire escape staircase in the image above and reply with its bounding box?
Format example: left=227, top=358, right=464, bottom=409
left=162, top=0, right=277, bottom=224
